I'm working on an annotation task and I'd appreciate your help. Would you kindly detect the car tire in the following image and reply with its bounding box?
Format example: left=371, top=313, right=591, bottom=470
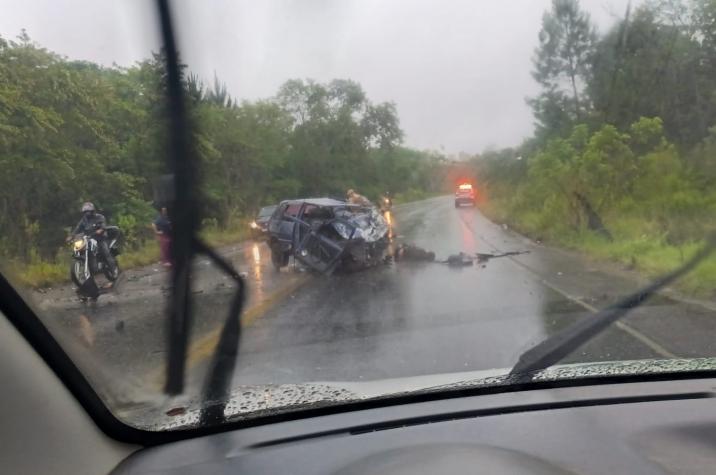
left=454, top=201, right=460, bottom=208
left=271, top=244, right=289, bottom=270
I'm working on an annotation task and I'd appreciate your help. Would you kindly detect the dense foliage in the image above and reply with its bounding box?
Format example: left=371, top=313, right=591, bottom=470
left=475, top=0, right=716, bottom=293
left=0, top=32, right=447, bottom=267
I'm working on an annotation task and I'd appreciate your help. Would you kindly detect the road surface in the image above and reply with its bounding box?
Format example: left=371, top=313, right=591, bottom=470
left=30, top=196, right=716, bottom=417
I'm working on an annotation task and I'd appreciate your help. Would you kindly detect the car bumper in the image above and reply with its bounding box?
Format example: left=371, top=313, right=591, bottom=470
left=455, top=197, right=475, bottom=204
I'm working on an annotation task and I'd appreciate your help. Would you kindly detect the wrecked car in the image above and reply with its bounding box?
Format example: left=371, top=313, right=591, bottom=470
left=267, top=198, right=390, bottom=274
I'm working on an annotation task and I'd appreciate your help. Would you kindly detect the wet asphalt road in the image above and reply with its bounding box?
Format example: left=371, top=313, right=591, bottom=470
left=32, top=196, right=716, bottom=409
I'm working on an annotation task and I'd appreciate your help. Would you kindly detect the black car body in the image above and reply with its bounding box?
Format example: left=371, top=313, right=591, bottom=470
left=267, top=198, right=389, bottom=273
left=249, top=205, right=277, bottom=238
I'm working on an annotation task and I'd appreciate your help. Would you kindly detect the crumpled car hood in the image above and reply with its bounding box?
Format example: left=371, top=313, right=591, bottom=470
left=332, top=208, right=388, bottom=243
left=118, top=358, right=716, bottom=431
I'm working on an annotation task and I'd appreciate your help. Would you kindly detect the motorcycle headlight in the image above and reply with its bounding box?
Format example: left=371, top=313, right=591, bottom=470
left=250, top=221, right=258, bottom=229
left=73, top=239, right=86, bottom=251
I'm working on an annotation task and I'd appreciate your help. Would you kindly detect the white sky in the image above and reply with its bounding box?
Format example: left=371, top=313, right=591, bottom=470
left=0, top=0, right=637, bottom=153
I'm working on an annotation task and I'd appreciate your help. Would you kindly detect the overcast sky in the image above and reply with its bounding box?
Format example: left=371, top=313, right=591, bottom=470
left=0, top=0, right=637, bottom=154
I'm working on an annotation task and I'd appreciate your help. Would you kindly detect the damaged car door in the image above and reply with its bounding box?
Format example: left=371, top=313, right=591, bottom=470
left=294, top=202, right=390, bottom=274
left=293, top=204, right=349, bottom=274
left=268, top=202, right=300, bottom=270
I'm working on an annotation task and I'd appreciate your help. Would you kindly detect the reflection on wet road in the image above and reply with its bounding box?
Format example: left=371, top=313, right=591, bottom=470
left=32, top=196, right=716, bottom=407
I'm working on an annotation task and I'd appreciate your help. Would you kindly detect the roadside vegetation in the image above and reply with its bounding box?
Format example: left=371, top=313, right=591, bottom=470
left=474, top=0, right=716, bottom=296
left=0, top=32, right=450, bottom=286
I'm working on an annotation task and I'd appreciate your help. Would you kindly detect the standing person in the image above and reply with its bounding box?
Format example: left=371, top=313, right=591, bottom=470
left=346, top=189, right=372, bottom=207
left=152, top=207, right=172, bottom=267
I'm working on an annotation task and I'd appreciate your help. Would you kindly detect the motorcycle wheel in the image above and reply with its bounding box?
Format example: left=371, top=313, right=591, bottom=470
left=71, top=260, right=91, bottom=287
left=104, top=263, right=120, bottom=282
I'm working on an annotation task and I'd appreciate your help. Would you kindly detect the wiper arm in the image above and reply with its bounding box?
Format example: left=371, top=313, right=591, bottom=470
left=510, top=234, right=716, bottom=382
left=156, top=0, right=246, bottom=420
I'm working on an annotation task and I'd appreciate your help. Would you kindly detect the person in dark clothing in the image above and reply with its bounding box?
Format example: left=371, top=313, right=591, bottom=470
left=152, top=207, right=172, bottom=266
left=70, top=202, right=117, bottom=272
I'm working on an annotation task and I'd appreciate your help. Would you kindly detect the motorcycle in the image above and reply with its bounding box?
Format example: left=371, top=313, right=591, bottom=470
left=379, top=194, right=393, bottom=213
left=69, top=225, right=121, bottom=286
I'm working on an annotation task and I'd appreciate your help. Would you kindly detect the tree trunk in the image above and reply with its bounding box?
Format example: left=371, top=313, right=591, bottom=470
left=569, top=64, right=581, bottom=121
left=575, top=192, right=612, bottom=240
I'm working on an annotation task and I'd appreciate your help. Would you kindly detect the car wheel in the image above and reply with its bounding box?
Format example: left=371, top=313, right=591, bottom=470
left=454, top=201, right=460, bottom=208
left=271, top=244, right=289, bottom=270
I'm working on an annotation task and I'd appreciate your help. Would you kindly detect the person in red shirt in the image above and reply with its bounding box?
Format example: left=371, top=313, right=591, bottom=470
left=152, top=207, right=172, bottom=267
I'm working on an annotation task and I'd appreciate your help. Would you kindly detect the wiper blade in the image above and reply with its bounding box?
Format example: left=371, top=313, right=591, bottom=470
left=510, top=234, right=716, bottom=382
left=156, top=0, right=246, bottom=422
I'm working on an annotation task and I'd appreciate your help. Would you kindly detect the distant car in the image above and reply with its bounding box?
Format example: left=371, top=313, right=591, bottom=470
left=455, top=183, right=476, bottom=207
left=267, top=198, right=389, bottom=274
left=249, top=205, right=277, bottom=239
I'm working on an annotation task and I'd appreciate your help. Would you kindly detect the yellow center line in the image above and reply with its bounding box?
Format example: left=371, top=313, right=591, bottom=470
left=148, top=275, right=308, bottom=389
left=185, top=276, right=307, bottom=369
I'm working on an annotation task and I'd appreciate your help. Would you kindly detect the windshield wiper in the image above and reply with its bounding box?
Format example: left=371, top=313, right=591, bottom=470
left=156, top=0, right=246, bottom=426
left=510, top=234, right=716, bottom=383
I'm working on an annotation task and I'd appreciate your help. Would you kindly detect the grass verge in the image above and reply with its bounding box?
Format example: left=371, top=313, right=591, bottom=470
left=480, top=201, right=716, bottom=298
left=10, top=220, right=254, bottom=289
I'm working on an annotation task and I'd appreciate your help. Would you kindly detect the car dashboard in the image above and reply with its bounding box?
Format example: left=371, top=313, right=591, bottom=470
left=113, top=377, right=716, bottom=474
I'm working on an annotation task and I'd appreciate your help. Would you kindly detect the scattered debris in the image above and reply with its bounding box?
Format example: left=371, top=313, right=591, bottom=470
left=442, top=253, right=474, bottom=267
left=475, top=251, right=530, bottom=263
left=395, top=244, right=530, bottom=268
left=394, top=243, right=435, bottom=262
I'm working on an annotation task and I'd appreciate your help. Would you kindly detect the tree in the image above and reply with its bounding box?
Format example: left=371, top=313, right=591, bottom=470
left=589, top=4, right=710, bottom=145
left=361, top=102, right=403, bottom=149
left=530, top=0, right=597, bottom=138
left=0, top=35, right=445, bottom=270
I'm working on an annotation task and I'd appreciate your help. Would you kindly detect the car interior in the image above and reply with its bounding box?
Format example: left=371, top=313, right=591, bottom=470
left=5, top=1, right=716, bottom=474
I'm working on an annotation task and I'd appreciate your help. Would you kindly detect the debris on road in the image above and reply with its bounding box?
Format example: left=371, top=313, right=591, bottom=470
left=393, top=244, right=530, bottom=268
left=394, top=243, right=435, bottom=262
left=475, top=250, right=530, bottom=263
left=442, top=253, right=475, bottom=267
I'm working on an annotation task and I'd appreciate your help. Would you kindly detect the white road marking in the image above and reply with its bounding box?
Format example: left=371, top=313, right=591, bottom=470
left=458, top=209, right=678, bottom=359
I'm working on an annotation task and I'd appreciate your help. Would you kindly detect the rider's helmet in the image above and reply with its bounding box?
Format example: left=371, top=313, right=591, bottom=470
left=81, top=202, right=96, bottom=213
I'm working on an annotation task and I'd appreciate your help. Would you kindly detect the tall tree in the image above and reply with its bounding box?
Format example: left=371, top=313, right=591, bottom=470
left=530, top=0, right=596, bottom=138
left=590, top=4, right=711, bottom=145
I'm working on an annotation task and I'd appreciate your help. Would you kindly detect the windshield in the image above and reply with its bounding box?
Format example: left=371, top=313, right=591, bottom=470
left=3, top=0, right=716, bottom=432
left=258, top=206, right=277, bottom=218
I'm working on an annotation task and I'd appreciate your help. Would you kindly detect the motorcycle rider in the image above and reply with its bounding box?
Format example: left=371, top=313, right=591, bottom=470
left=70, top=202, right=118, bottom=273
left=380, top=191, right=393, bottom=212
